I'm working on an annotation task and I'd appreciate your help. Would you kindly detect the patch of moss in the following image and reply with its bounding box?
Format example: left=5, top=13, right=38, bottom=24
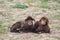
left=12, top=4, right=28, bottom=9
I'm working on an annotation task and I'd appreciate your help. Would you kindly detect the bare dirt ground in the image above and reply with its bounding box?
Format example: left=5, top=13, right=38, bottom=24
left=0, top=0, right=60, bottom=40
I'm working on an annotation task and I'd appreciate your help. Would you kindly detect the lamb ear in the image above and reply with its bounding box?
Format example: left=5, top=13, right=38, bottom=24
left=47, top=19, right=49, bottom=23
left=32, top=18, right=35, bottom=21
left=25, top=19, right=27, bottom=21
left=25, top=16, right=35, bottom=21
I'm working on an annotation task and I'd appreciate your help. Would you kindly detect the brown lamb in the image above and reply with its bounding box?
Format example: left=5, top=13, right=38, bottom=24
left=34, top=17, right=50, bottom=33
left=10, top=16, right=35, bottom=33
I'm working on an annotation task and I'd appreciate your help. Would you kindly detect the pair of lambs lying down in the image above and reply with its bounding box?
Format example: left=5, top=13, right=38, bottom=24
left=10, top=16, right=50, bottom=33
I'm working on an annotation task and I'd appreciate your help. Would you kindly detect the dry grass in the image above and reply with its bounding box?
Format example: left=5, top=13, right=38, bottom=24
left=0, top=0, right=60, bottom=40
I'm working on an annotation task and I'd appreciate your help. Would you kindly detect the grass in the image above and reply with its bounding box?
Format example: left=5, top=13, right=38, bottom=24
left=12, top=4, right=28, bottom=9
left=50, top=6, right=60, bottom=10
left=10, top=38, right=15, bottom=40
left=55, top=6, right=60, bottom=10
left=26, top=0, right=36, bottom=3
left=52, top=14, right=60, bottom=20
left=7, top=16, right=13, bottom=19
left=55, top=17, right=60, bottom=20
left=0, top=27, right=7, bottom=34
left=32, top=13, right=41, bottom=16
left=36, top=3, right=49, bottom=8
left=7, top=0, right=13, bottom=2
left=0, top=20, right=4, bottom=24
left=10, top=38, right=19, bottom=40
left=52, top=26, right=60, bottom=29
left=40, top=0, right=49, bottom=3
left=55, top=0, right=60, bottom=3
left=5, top=16, right=13, bottom=22
left=49, top=22, right=54, bottom=24
left=0, top=0, right=4, bottom=4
